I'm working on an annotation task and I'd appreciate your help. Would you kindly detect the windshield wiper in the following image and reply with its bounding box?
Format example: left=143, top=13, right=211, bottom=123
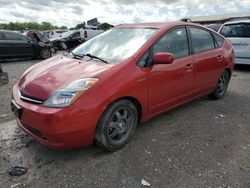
left=71, top=52, right=109, bottom=64
left=85, top=53, right=109, bottom=64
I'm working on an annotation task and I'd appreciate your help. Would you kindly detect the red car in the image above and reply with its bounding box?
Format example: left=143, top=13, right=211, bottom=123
left=11, top=22, right=234, bottom=151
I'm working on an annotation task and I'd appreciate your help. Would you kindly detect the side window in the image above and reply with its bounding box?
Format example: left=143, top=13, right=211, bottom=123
left=213, top=33, right=224, bottom=48
left=73, top=32, right=80, bottom=37
left=0, top=33, right=4, bottom=40
left=3, top=33, right=28, bottom=41
left=153, top=27, right=189, bottom=59
left=190, top=27, right=215, bottom=53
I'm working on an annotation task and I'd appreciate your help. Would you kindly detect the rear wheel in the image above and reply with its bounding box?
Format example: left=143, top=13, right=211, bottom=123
left=209, top=70, right=230, bottom=99
left=95, top=100, right=138, bottom=151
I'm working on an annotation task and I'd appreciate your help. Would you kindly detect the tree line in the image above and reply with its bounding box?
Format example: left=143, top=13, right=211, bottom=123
left=0, top=22, right=114, bottom=31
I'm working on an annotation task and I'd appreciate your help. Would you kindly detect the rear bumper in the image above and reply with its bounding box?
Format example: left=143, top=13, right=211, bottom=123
left=235, top=57, right=250, bottom=65
left=12, top=85, right=99, bottom=149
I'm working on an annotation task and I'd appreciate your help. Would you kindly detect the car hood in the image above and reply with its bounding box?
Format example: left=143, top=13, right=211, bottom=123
left=18, top=54, right=114, bottom=101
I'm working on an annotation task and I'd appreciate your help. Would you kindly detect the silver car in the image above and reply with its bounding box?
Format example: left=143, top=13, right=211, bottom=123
left=218, top=20, right=250, bottom=65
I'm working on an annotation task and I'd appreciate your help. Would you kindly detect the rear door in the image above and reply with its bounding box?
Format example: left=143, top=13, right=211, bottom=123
left=189, top=27, right=224, bottom=95
left=148, top=27, right=194, bottom=116
left=2, top=32, right=35, bottom=58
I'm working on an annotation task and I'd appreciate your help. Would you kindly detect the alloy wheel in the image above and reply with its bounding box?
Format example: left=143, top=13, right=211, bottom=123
left=41, top=48, right=51, bottom=59
left=216, top=72, right=229, bottom=95
left=108, top=108, right=133, bottom=143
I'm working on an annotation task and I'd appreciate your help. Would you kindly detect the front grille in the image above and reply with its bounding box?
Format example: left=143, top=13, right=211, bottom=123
left=19, top=92, right=44, bottom=104
left=22, top=123, right=47, bottom=140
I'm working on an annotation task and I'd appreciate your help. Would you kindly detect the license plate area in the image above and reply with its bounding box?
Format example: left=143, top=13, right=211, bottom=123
left=11, top=100, right=23, bottom=119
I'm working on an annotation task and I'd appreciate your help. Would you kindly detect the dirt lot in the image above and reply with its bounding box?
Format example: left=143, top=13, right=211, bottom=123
left=0, top=59, right=250, bottom=188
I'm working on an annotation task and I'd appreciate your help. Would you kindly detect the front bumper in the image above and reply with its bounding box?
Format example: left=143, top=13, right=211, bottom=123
left=12, top=85, right=99, bottom=149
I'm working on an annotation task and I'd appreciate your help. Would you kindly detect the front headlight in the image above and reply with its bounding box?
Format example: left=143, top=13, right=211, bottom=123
left=44, top=78, right=99, bottom=108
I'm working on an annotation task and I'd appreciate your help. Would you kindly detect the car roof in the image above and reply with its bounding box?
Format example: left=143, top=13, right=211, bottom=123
left=115, top=21, right=205, bottom=30
left=222, top=19, right=250, bottom=25
left=0, top=30, right=22, bottom=34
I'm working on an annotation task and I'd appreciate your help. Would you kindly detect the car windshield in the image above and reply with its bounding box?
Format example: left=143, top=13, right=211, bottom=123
left=220, top=23, right=250, bottom=38
left=72, top=28, right=158, bottom=64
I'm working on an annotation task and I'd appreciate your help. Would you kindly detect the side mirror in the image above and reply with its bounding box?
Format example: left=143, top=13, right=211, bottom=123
left=152, top=52, right=174, bottom=64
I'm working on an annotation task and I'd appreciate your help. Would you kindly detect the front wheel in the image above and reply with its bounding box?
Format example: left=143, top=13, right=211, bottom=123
left=209, top=70, right=230, bottom=100
left=59, top=42, right=67, bottom=50
left=95, top=100, right=138, bottom=151
left=40, top=48, right=52, bottom=59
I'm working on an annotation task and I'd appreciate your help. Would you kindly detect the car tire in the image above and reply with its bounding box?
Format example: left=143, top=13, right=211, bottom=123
left=40, top=48, right=52, bottom=59
left=95, top=100, right=138, bottom=151
left=209, top=70, right=230, bottom=100
left=59, top=42, right=67, bottom=50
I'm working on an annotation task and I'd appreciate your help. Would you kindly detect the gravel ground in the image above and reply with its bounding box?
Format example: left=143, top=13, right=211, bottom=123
left=0, top=59, right=41, bottom=123
left=0, top=59, right=250, bottom=188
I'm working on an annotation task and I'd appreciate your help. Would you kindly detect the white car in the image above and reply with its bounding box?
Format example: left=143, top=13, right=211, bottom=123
left=81, top=25, right=104, bottom=40
left=218, top=20, right=250, bottom=65
left=49, top=30, right=68, bottom=38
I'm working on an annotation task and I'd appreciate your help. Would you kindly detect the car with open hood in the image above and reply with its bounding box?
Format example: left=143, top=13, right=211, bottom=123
left=11, top=22, right=234, bottom=151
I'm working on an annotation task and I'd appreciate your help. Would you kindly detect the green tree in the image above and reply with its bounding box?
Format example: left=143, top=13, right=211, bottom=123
left=0, top=22, right=65, bottom=30
left=60, top=26, right=68, bottom=30
left=74, top=22, right=85, bottom=30
left=98, top=23, right=114, bottom=30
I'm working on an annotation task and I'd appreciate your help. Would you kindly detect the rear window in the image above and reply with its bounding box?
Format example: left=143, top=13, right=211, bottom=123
left=220, top=23, right=250, bottom=38
left=213, top=33, right=224, bottom=48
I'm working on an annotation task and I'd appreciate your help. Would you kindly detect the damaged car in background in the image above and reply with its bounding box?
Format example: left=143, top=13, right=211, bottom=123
left=50, top=27, right=104, bottom=50
left=0, top=30, right=55, bottom=60
left=50, top=30, right=86, bottom=50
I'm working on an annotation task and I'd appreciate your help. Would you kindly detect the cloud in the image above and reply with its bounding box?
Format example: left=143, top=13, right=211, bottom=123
left=0, top=0, right=249, bottom=27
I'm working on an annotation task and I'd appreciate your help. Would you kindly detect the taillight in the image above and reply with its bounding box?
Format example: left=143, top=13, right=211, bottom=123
left=84, top=30, right=87, bottom=38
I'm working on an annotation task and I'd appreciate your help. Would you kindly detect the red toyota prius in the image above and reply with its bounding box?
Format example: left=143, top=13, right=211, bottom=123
left=11, top=22, right=234, bottom=151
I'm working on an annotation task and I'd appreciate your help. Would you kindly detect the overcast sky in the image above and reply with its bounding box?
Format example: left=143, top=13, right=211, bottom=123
left=0, top=0, right=249, bottom=27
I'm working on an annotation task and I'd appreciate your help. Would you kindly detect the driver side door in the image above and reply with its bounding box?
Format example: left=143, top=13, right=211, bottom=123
left=148, top=27, right=195, bottom=116
left=2, top=32, right=34, bottom=57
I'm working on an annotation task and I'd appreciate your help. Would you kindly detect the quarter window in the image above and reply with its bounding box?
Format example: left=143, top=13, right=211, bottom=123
left=138, top=51, right=149, bottom=67
left=213, top=33, right=224, bottom=48
left=190, top=27, right=215, bottom=53
left=153, top=27, right=189, bottom=59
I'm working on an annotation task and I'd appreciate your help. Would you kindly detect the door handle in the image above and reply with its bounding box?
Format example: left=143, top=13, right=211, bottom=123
left=185, top=63, right=193, bottom=70
left=217, top=55, right=224, bottom=59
